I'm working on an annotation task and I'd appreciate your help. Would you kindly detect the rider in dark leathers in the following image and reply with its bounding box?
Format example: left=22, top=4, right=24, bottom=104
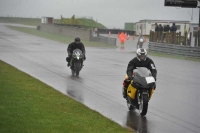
left=66, top=37, right=86, bottom=66
left=123, top=48, right=157, bottom=99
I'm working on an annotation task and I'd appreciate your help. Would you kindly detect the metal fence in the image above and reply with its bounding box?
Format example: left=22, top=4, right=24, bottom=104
left=148, top=42, right=200, bottom=58
left=90, top=35, right=116, bottom=46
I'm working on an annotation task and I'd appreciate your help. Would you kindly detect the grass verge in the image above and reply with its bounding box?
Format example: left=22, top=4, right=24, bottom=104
left=0, top=60, right=131, bottom=133
left=0, top=17, right=106, bottom=29
left=7, top=26, right=116, bottom=48
left=0, top=17, right=41, bottom=26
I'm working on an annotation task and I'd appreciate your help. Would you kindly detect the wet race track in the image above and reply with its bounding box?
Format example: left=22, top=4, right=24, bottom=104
left=0, top=25, right=200, bottom=133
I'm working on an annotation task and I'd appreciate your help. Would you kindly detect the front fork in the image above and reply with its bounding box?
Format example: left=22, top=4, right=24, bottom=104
left=70, top=59, right=83, bottom=69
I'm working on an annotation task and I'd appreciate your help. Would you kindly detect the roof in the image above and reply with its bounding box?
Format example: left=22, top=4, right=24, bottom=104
left=136, top=19, right=191, bottom=24
left=41, top=16, right=54, bottom=19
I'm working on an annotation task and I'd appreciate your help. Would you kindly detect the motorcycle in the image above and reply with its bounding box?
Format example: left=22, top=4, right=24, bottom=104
left=137, top=36, right=144, bottom=49
left=69, top=49, right=84, bottom=76
left=122, top=67, right=156, bottom=116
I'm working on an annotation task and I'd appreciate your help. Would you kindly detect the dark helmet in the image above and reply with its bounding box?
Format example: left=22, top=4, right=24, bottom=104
left=75, top=37, right=81, bottom=42
left=136, top=48, right=147, bottom=61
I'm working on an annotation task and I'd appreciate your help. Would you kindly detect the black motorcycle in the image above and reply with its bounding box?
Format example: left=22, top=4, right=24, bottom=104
left=69, top=49, right=84, bottom=76
left=123, top=67, right=156, bottom=116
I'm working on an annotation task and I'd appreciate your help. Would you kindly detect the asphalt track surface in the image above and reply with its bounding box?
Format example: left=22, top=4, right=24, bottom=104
left=0, top=24, right=200, bottom=133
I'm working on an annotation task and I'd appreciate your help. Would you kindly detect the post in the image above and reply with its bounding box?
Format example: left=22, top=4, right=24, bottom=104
left=179, top=32, right=181, bottom=45
left=149, top=30, right=152, bottom=42
left=152, top=31, right=155, bottom=42
left=195, top=32, right=198, bottom=46
left=176, top=32, right=178, bottom=44
left=154, top=31, right=157, bottom=42
left=198, top=8, right=200, bottom=46
left=184, top=31, right=187, bottom=45
left=166, top=32, right=169, bottom=44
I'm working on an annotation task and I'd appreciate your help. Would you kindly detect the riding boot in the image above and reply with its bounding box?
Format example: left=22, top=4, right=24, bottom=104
left=67, top=62, right=70, bottom=67
left=123, top=87, right=127, bottom=99
left=66, top=57, right=70, bottom=67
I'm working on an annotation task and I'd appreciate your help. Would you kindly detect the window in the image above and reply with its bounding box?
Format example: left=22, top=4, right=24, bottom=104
left=193, top=27, right=198, bottom=31
left=193, top=31, right=198, bottom=37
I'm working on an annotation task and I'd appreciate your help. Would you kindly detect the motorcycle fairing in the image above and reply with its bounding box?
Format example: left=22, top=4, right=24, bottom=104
left=127, top=81, right=137, bottom=99
left=72, top=49, right=83, bottom=60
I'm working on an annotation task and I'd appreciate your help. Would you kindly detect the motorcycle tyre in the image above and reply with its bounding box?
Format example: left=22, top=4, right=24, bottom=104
left=75, top=62, right=81, bottom=76
left=71, top=69, right=75, bottom=76
left=139, top=94, right=148, bottom=116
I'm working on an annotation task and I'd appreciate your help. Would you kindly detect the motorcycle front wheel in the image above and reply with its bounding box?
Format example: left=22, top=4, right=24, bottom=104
left=138, top=93, right=148, bottom=116
left=75, top=62, right=81, bottom=76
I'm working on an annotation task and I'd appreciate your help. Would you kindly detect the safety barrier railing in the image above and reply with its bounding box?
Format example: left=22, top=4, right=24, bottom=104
left=148, top=42, right=200, bottom=58
left=90, top=35, right=116, bottom=46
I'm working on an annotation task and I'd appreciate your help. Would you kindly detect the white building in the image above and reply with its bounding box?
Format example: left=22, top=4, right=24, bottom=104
left=41, top=17, right=54, bottom=24
left=135, top=19, right=197, bottom=36
left=189, top=23, right=199, bottom=47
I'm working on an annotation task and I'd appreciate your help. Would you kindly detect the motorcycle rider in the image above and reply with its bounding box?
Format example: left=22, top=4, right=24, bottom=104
left=66, top=37, right=86, bottom=67
left=123, top=48, right=157, bottom=99
left=136, top=33, right=144, bottom=48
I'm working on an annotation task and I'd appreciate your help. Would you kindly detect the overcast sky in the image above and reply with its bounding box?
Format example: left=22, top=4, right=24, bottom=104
left=0, top=0, right=199, bottom=28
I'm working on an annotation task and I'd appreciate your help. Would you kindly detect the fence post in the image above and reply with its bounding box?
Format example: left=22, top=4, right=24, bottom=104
left=150, top=30, right=154, bottom=42
left=178, top=32, right=181, bottom=45
left=158, top=31, right=160, bottom=42
left=187, top=32, right=191, bottom=46
left=153, top=31, right=156, bottom=42
left=169, top=32, right=172, bottom=44
left=149, top=31, right=152, bottom=42
left=197, top=31, right=200, bottom=47
left=184, top=31, right=187, bottom=46
left=176, top=32, right=179, bottom=45
left=152, top=31, right=155, bottom=42
left=166, top=32, right=169, bottom=44
left=195, top=32, right=198, bottom=47
left=172, top=32, right=176, bottom=44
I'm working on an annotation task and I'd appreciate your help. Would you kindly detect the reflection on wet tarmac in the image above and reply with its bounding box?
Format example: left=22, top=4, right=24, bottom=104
left=66, top=75, right=84, bottom=102
left=126, top=111, right=149, bottom=133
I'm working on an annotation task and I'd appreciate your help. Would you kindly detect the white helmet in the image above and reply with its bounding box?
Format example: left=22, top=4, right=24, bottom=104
left=136, top=48, right=147, bottom=61
left=139, top=38, right=144, bottom=42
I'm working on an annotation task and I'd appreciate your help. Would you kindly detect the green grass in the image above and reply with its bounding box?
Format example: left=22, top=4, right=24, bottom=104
left=0, top=17, right=106, bottom=29
left=0, top=17, right=41, bottom=26
left=148, top=51, right=200, bottom=62
left=55, top=18, right=106, bottom=29
left=7, top=26, right=116, bottom=48
left=0, top=60, right=132, bottom=133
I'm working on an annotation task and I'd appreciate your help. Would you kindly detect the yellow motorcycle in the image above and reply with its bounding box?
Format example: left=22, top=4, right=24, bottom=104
left=122, top=67, right=156, bottom=116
